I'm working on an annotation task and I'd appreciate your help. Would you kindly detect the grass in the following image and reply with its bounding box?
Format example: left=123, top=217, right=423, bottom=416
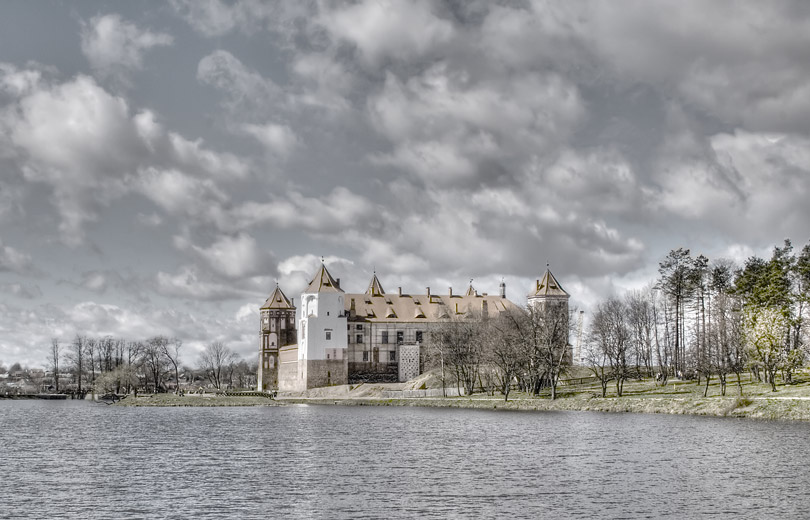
left=115, top=393, right=279, bottom=407
left=113, top=370, right=810, bottom=420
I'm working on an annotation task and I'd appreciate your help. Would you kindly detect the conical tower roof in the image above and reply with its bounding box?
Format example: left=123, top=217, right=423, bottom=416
left=304, top=263, right=344, bottom=293
left=365, top=273, right=386, bottom=297
left=529, top=269, right=569, bottom=298
left=261, top=285, right=295, bottom=309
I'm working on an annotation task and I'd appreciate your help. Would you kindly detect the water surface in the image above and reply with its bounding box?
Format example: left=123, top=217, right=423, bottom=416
left=2, top=400, right=808, bottom=518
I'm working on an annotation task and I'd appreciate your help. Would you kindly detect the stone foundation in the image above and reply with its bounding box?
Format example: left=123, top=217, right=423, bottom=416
left=303, top=359, right=348, bottom=389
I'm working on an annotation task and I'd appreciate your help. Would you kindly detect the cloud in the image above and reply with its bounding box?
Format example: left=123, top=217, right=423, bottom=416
left=137, top=212, right=163, bottom=227
left=0, top=70, right=251, bottom=245
left=0, top=282, right=41, bottom=299
left=176, top=232, right=274, bottom=280
left=241, top=122, right=298, bottom=157
left=321, top=0, right=455, bottom=67
left=197, top=50, right=283, bottom=113
left=218, top=186, right=378, bottom=235
left=0, top=62, right=50, bottom=96
left=169, top=0, right=277, bottom=37
left=368, top=65, right=584, bottom=187
left=81, top=14, right=173, bottom=85
left=0, top=240, right=34, bottom=274
left=155, top=264, right=259, bottom=301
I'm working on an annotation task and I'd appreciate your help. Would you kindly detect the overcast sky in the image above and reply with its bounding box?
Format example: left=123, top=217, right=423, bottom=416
left=2, top=1, right=809, bottom=368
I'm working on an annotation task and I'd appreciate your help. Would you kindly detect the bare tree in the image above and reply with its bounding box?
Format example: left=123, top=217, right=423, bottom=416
left=523, top=302, right=572, bottom=400
left=143, top=337, right=170, bottom=393
left=48, top=338, right=61, bottom=393
left=199, top=341, right=235, bottom=390
left=626, top=288, right=656, bottom=377
left=159, top=337, right=183, bottom=394
left=590, top=297, right=633, bottom=396
left=488, top=309, right=526, bottom=401
left=426, top=312, right=483, bottom=396
left=69, top=335, right=85, bottom=395
left=84, top=337, right=97, bottom=386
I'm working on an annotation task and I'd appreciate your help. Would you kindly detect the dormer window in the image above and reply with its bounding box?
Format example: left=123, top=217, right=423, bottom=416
left=325, top=331, right=332, bottom=340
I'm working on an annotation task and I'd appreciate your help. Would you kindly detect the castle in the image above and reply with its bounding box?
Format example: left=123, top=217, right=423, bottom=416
left=258, top=262, right=570, bottom=392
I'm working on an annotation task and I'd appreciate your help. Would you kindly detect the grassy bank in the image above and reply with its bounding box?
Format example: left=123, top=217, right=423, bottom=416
left=281, top=394, right=810, bottom=420
left=112, top=371, right=810, bottom=420
left=115, top=393, right=279, bottom=407
left=279, top=370, right=810, bottom=420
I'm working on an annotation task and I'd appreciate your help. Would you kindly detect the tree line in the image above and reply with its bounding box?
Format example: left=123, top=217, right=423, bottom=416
left=424, top=301, right=574, bottom=401
left=586, top=239, right=810, bottom=396
left=44, top=335, right=257, bottom=395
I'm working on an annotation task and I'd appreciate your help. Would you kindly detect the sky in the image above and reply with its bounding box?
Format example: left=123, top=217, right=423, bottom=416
left=1, top=0, right=810, bottom=369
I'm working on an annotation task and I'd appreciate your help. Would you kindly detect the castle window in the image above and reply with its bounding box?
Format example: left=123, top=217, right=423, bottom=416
left=356, top=334, right=363, bottom=344
left=389, top=351, right=396, bottom=362
left=326, top=331, right=332, bottom=340
left=327, top=311, right=330, bottom=316
left=396, top=331, right=404, bottom=345
left=356, top=324, right=363, bottom=330
left=416, top=331, right=423, bottom=343
left=363, top=351, right=369, bottom=362
left=381, top=331, right=388, bottom=344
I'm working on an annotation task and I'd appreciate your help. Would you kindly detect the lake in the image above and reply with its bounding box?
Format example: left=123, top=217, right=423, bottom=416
left=2, top=400, right=809, bottom=518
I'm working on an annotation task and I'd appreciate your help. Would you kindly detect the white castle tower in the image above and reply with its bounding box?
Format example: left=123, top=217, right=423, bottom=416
left=298, top=262, right=348, bottom=388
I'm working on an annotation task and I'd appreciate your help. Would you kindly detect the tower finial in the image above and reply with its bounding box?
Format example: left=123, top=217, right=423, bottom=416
left=321, top=255, right=325, bottom=264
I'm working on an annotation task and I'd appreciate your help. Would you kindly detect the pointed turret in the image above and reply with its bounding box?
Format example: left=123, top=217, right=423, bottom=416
left=529, top=269, right=569, bottom=298
left=304, top=263, right=344, bottom=293
left=365, top=272, right=386, bottom=297
left=261, top=285, right=295, bottom=310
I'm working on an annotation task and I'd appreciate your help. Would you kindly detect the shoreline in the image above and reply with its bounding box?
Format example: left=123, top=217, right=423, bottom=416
left=111, top=392, right=810, bottom=420
left=275, top=394, right=810, bottom=420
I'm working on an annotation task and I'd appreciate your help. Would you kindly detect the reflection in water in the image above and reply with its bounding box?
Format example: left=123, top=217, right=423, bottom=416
left=2, top=400, right=810, bottom=518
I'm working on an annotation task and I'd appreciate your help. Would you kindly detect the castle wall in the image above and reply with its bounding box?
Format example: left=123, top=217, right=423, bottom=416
left=278, top=345, right=302, bottom=392
left=257, top=349, right=278, bottom=391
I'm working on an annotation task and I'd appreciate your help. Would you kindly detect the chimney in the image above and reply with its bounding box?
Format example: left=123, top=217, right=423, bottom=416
left=448, top=286, right=453, bottom=297
left=482, top=299, right=488, bottom=317
left=398, top=286, right=402, bottom=296
left=336, top=278, right=340, bottom=288
left=500, top=280, right=506, bottom=298
left=349, top=298, right=356, bottom=318
left=426, top=286, right=431, bottom=298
